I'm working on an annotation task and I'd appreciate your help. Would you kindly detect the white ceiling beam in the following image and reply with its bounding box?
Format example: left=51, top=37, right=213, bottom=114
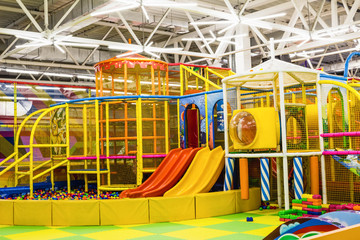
left=344, top=0, right=360, bottom=24
left=277, top=7, right=303, bottom=50
left=16, top=59, right=36, bottom=81
left=144, top=8, right=170, bottom=46
left=165, top=26, right=216, bottom=46
left=292, top=47, right=358, bottom=63
left=311, top=0, right=326, bottom=31
left=193, top=41, right=213, bottom=65
left=341, top=0, right=350, bottom=15
left=275, top=31, right=360, bottom=56
left=44, top=0, right=48, bottom=30
left=1, top=17, right=37, bottom=58
left=0, top=28, right=215, bottom=59
left=290, top=0, right=309, bottom=30
left=316, top=46, right=329, bottom=69
left=159, top=34, right=173, bottom=63
left=249, top=26, right=268, bottom=44
left=213, top=28, right=235, bottom=65
left=0, top=5, right=43, bottom=16
left=117, top=12, right=142, bottom=45
left=331, top=0, right=338, bottom=27
left=174, top=42, right=179, bottom=62
left=82, top=27, right=114, bottom=66
left=95, top=21, right=173, bottom=36
left=239, top=0, right=251, bottom=16
left=334, top=44, right=345, bottom=62
left=250, top=28, right=266, bottom=57
left=114, top=27, right=127, bottom=43
left=16, top=0, right=43, bottom=32
left=180, top=41, right=192, bottom=63
left=185, top=11, right=214, bottom=55
left=53, top=0, right=80, bottom=29
left=0, top=58, right=93, bottom=70
left=308, top=4, right=329, bottom=29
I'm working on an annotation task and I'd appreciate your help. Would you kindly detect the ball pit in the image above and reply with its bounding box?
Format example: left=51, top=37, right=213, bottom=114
left=0, top=188, right=121, bottom=200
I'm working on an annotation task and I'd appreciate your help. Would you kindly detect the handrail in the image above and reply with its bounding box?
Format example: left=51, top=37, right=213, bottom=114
left=207, top=68, right=226, bottom=79
left=344, top=52, right=360, bottom=78
left=182, top=65, right=222, bottom=90
left=17, top=159, right=52, bottom=179
left=29, top=105, right=66, bottom=145
left=0, top=152, right=16, bottom=167
left=0, top=152, right=30, bottom=176
left=14, top=108, right=48, bottom=148
left=33, top=159, right=68, bottom=180
left=318, top=80, right=360, bottom=101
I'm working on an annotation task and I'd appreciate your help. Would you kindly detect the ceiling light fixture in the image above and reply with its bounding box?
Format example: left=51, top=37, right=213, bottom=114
left=44, top=72, right=73, bottom=78
left=91, top=0, right=197, bottom=17
left=5, top=69, right=40, bottom=75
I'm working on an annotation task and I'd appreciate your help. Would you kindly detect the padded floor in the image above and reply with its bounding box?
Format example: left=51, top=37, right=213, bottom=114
left=0, top=209, right=281, bottom=240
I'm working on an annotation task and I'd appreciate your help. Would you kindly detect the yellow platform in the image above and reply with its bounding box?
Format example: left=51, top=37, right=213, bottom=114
left=1, top=188, right=261, bottom=226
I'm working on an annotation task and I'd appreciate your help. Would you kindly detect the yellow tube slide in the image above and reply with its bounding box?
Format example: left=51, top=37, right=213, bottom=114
left=164, top=146, right=225, bottom=197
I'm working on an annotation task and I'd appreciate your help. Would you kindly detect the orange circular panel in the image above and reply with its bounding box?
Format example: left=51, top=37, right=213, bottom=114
left=229, top=111, right=257, bottom=146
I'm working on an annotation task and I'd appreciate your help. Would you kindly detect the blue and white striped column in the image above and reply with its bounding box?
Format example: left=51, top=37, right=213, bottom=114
left=293, top=157, right=304, bottom=199
left=224, top=158, right=235, bottom=191
left=260, top=157, right=270, bottom=201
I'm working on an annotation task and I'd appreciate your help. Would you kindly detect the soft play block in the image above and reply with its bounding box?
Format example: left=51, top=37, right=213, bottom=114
left=0, top=200, right=13, bottom=225
left=14, top=200, right=52, bottom=225
left=100, top=198, right=149, bottom=225
left=235, top=187, right=261, bottom=213
left=53, top=200, right=99, bottom=226
left=195, top=191, right=236, bottom=219
left=149, top=195, right=195, bottom=223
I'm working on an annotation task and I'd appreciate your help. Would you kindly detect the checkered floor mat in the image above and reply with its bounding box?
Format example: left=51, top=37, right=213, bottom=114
left=0, top=209, right=281, bottom=240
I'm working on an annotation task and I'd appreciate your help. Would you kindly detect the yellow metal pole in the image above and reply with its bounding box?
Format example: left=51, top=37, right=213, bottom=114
left=136, top=98, right=143, bottom=185
left=302, top=84, right=306, bottom=104
left=166, top=66, right=169, bottom=95
left=151, top=65, right=155, bottom=95
left=124, top=64, right=128, bottom=95
left=347, top=90, right=352, bottom=149
left=50, top=149, right=54, bottom=191
left=165, top=101, right=169, bottom=153
left=95, top=100, right=101, bottom=195
left=66, top=104, right=71, bottom=193
left=105, top=102, right=110, bottom=186
left=177, top=99, right=180, bottom=148
left=14, top=83, right=19, bottom=186
left=205, top=93, right=209, bottom=147
left=292, top=93, right=297, bottom=145
left=185, top=67, right=189, bottom=91
left=83, top=104, right=89, bottom=192
left=266, top=92, right=270, bottom=107
left=180, top=65, right=184, bottom=96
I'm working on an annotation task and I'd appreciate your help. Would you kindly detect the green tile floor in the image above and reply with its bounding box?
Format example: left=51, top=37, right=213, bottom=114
left=0, top=209, right=281, bottom=240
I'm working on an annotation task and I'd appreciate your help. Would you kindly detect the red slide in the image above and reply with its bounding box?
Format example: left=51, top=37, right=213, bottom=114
left=128, top=148, right=201, bottom=198
left=120, top=148, right=182, bottom=198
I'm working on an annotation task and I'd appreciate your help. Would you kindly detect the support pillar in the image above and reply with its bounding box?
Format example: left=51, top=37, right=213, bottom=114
left=240, top=158, right=249, bottom=199
left=260, top=157, right=270, bottom=201
left=234, top=25, right=251, bottom=73
left=293, top=157, right=304, bottom=199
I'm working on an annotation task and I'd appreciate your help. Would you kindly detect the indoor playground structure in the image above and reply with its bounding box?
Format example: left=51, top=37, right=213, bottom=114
left=2, top=52, right=360, bottom=239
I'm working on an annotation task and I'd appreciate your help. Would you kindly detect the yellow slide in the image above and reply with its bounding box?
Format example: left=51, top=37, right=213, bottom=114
left=164, top=146, right=225, bottom=197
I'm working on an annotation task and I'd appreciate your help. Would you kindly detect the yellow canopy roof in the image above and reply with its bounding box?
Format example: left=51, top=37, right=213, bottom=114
left=222, top=59, right=322, bottom=89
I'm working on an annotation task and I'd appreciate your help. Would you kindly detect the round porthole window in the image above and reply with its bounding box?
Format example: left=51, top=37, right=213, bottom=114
left=229, top=111, right=257, bottom=146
